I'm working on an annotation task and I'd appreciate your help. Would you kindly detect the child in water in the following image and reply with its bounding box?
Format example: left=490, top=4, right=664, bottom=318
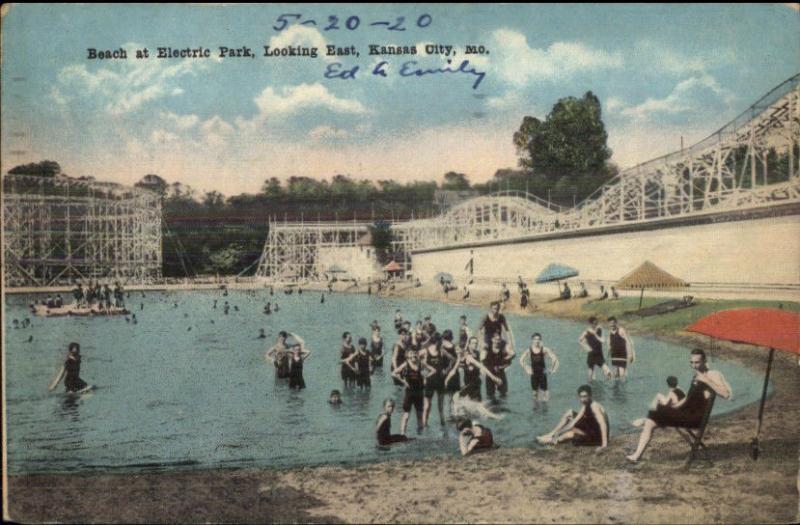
left=328, top=390, right=342, bottom=405
left=375, top=399, right=411, bottom=446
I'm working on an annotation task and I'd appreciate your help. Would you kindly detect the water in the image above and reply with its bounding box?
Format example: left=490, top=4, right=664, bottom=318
left=4, top=289, right=766, bottom=474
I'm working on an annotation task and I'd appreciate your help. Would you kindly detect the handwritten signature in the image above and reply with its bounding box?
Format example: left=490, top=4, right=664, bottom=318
left=325, top=59, right=486, bottom=90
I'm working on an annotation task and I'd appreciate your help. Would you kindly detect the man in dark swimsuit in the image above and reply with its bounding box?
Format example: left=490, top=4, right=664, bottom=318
left=391, top=330, right=412, bottom=386
left=343, top=338, right=372, bottom=389
left=479, top=301, right=511, bottom=351
left=579, top=317, right=611, bottom=381
left=483, top=333, right=514, bottom=400
left=519, top=333, right=559, bottom=401
left=265, top=331, right=291, bottom=379
left=627, top=349, right=731, bottom=462
left=608, top=317, right=635, bottom=382
left=537, top=385, right=609, bottom=450
left=340, top=332, right=357, bottom=387
left=392, top=350, right=425, bottom=435
left=457, top=315, right=472, bottom=349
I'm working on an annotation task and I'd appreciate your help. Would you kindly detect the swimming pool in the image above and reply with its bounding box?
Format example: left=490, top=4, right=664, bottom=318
left=4, top=289, right=766, bottom=474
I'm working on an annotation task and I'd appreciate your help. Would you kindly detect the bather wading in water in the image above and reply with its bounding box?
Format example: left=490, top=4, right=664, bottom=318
left=48, top=342, right=91, bottom=393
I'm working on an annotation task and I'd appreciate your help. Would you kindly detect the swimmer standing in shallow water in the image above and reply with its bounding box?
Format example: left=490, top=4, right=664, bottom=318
left=48, top=342, right=90, bottom=393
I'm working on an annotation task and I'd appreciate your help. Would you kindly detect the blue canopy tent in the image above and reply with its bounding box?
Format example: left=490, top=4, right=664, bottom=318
left=535, top=263, right=579, bottom=295
left=433, top=272, right=455, bottom=285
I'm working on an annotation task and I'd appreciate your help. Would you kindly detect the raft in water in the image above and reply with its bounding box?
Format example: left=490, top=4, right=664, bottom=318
left=31, top=303, right=130, bottom=317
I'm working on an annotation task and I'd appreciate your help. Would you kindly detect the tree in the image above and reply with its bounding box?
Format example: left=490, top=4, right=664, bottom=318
left=442, top=171, right=470, bottom=190
left=207, top=244, right=247, bottom=274
left=261, top=177, right=283, bottom=198
left=203, top=190, right=225, bottom=209
left=135, top=174, right=169, bottom=197
left=369, top=220, right=394, bottom=265
left=513, top=91, right=615, bottom=205
left=8, top=160, right=62, bottom=177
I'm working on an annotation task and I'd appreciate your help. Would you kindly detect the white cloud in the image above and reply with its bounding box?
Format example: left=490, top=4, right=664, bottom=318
left=54, top=42, right=210, bottom=116
left=486, top=91, right=524, bottom=110
left=610, top=74, right=734, bottom=120
left=253, top=83, right=368, bottom=118
left=605, top=96, right=626, bottom=114
left=491, top=29, right=622, bottom=86
left=150, top=129, right=179, bottom=143
left=268, top=26, right=333, bottom=61
left=633, top=40, right=735, bottom=76
left=160, top=111, right=200, bottom=130
left=308, top=125, right=349, bottom=140
left=200, top=115, right=234, bottom=146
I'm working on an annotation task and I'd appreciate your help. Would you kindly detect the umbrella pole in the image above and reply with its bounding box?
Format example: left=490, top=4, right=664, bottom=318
left=638, top=288, right=644, bottom=309
left=753, top=347, right=775, bottom=460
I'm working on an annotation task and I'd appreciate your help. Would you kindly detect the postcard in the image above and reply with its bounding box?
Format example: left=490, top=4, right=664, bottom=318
left=2, top=3, right=799, bottom=523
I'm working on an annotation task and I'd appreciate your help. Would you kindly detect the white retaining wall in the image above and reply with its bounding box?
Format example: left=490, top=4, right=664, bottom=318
left=411, top=214, right=800, bottom=291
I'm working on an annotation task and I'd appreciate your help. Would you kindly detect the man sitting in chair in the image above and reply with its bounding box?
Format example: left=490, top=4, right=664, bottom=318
left=627, top=348, right=732, bottom=462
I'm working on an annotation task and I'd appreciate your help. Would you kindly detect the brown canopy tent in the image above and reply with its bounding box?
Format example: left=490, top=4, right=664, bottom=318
left=616, top=260, right=688, bottom=309
left=383, top=261, right=402, bottom=273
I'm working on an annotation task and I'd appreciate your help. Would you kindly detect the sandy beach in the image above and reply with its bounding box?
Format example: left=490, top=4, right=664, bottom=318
left=6, top=285, right=800, bottom=524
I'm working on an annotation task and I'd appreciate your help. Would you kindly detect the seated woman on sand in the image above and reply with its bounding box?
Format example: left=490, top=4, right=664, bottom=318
left=626, top=348, right=731, bottom=462
left=537, top=385, right=609, bottom=451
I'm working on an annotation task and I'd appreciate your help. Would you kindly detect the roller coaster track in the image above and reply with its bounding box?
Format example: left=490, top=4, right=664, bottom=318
left=396, top=73, right=800, bottom=251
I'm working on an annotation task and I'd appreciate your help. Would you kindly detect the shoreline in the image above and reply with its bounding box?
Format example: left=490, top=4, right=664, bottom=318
left=5, top=285, right=800, bottom=523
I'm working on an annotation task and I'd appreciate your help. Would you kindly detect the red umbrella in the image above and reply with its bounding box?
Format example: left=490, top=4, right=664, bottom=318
left=686, top=308, right=800, bottom=459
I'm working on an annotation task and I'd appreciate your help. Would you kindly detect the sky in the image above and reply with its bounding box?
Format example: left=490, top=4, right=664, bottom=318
left=1, top=3, right=798, bottom=196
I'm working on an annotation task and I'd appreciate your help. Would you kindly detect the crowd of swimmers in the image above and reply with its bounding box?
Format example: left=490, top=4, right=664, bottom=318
left=71, top=281, right=127, bottom=309
left=259, top=296, right=733, bottom=460
left=36, top=283, right=731, bottom=463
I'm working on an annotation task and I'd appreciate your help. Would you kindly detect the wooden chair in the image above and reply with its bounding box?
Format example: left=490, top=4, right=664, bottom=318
left=673, top=392, right=717, bottom=464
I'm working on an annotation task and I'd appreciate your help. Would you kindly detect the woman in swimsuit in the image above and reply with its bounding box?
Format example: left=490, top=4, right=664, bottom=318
left=340, top=332, right=356, bottom=387
left=375, top=399, right=412, bottom=446
left=445, top=337, right=502, bottom=403
left=48, top=342, right=89, bottom=393
left=370, top=326, right=385, bottom=368
left=287, top=337, right=311, bottom=390
left=343, top=338, right=373, bottom=389
left=457, top=418, right=494, bottom=456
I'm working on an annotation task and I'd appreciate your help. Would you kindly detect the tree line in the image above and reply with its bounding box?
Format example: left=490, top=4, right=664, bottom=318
left=16, top=91, right=791, bottom=277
